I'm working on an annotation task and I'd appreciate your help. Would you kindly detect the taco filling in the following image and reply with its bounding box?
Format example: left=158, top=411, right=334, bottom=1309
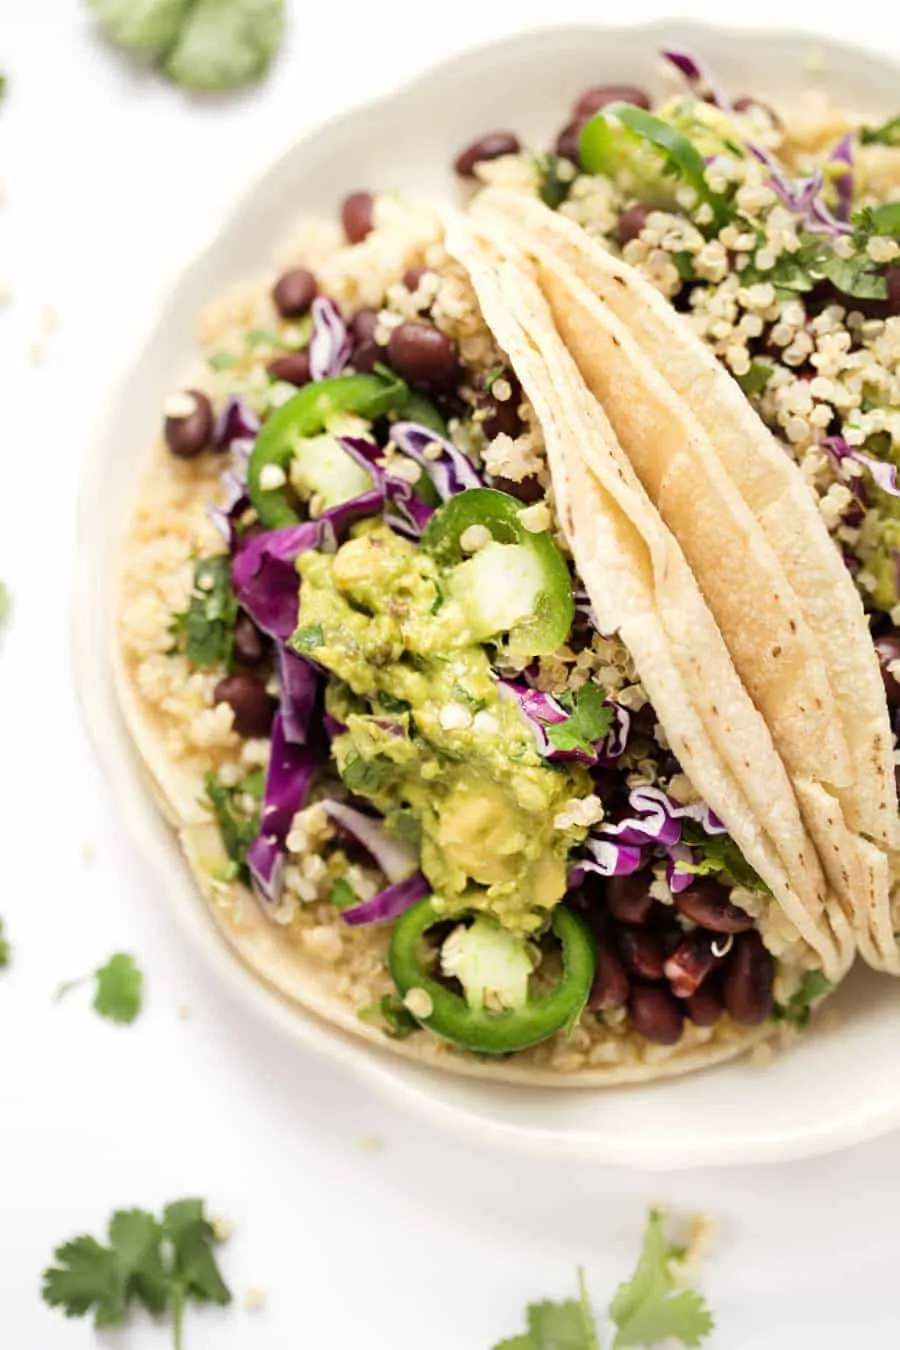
left=114, top=176, right=837, bottom=1079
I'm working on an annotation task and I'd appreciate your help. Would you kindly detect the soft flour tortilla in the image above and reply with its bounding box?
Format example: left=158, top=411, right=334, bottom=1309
left=445, top=210, right=852, bottom=985
left=478, top=189, right=897, bottom=972
left=111, top=229, right=836, bottom=1087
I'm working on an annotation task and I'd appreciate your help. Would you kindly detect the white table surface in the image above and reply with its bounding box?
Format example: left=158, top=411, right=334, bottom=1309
left=3, top=3, right=900, bottom=1345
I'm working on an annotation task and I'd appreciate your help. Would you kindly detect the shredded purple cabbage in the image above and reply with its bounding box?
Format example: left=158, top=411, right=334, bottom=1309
left=499, top=681, right=630, bottom=766
left=309, top=297, right=352, bottom=381
left=389, top=421, right=481, bottom=498
left=340, top=871, right=431, bottom=926
left=276, top=645, right=318, bottom=745
left=831, top=133, right=854, bottom=222
left=662, top=48, right=731, bottom=110
left=321, top=800, right=418, bottom=883
left=824, top=435, right=900, bottom=497
left=569, top=842, right=647, bottom=883
left=338, top=435, right=435, bottom=537
left=247, top=714, right=318, bottom=905
left=665, top=843, right=697, bottom=894
left=232, top=520, right=330, bottom=640
left=215, top=395, right=261, bottom=450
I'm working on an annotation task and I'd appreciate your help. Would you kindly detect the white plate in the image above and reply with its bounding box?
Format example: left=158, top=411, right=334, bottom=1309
left=74, top=20, right=900, bottom=1169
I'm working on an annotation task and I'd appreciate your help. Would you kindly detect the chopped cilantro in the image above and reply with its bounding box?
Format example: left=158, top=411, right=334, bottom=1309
left=203, top=771, right=261, bottom=882
left=672, top=251, right=695, bottom=282
left=56, top=953, right=144, bottom=1025
left=547, top=684, right=613, bottom=757
left=292, top=623, right=324, bottom=654
left=774, top=970, right=832, bottom=1028
left=170, top=556, right=237, bottom=671
left=207, top=351, right=238, bottom=371
left=737, top=360, right=774, bottom=397
left=386, top=807, right=422, bottom=846
left=535, top=153, right=572, bottom=210
left=483, top=363, right=508, bottom=391
left=42, top=1197, right=231, bottom=1347
left=678, top=825, right=768, bottom=893
left=376, top=691, right=411, bottom=715
left=0, top=918, right=10, bottom=970
left=494, top=1268, right=598, bottom=1350
left=341, top=753, right=391, bottom=796
left=359, top=994, right=418, bottom=1040
left=450, top=681, right=487, bottom=712
left=861, top=114, right=900, bottom=147
left=328, top=879, right=356, bottom=910
left=610, top=1209, right=713, bottom=1348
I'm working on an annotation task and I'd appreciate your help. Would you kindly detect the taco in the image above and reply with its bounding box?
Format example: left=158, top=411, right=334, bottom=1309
left=113, top=186, right=841, bottom=1085
left=465, top=52, right=900, bottom=973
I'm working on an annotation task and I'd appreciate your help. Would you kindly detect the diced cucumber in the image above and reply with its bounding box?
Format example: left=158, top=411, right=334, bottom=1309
left=449, top=541, right=545, bottom=644
left=289, top=415, right=373, bottom=511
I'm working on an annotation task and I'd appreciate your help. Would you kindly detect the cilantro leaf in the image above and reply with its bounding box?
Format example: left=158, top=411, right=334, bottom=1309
left=737, top=360, right=774, bottom=397
left=87, top=0, right=285, bottom=92
left=774, top=970, right=832, bottom=1028
left=328, top=878, right=356, bottom=910
left=535, top=153, right=573, bottom=210
left=678, top=824, right=768, bottom=892
left=170, top=555, right=237, bottom=671
left=494, top=1269, right=599, bottom=1350
left=56, top=953, right=144, bottom=1025
left=341, top=752, right=392, bottom=796
left=43, top=1199, right=231, bottom=1348
left=0, top=917, right=10, bottom=970
left=204, top=770, right=261, bottom=881
left=94, top=954, right=144, bottom=1024
left=861, top=114, right=900, bottom=147
left=547, top=684, right=613, bottom=756
left=292, top=622, right=324, bottom=653
left=610, top=1210, right=713, bottom=1348
left=164, top=0, right=285, bottom=93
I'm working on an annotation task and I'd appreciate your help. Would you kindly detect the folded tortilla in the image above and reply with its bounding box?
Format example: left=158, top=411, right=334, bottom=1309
left=112, top=216, right=844, bottom=1087
left=476, top=188, right=896, bottom=972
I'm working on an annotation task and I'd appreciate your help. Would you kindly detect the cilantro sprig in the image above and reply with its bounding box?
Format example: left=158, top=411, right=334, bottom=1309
left=493, top=1210, right=712, bottom=1350
left=774, top=970, right=832, bottom=1028
left=42, top=1198, right=231, bottom=1349
left=204, top=770, right=263, bottom=883
left=56, top=953, right=144, bottom=1025
left=170, top=556, right=238, bottom=671
left=547, top=684, right=614, bottom=757
left=677, top=824, right=768, bottom=893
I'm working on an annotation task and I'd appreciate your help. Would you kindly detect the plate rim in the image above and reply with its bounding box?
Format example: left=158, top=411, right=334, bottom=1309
left=73, top=17, right=900, bottom=1169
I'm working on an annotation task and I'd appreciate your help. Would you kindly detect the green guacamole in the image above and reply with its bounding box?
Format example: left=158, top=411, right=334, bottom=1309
left=295, top=522, right=590, bottom=934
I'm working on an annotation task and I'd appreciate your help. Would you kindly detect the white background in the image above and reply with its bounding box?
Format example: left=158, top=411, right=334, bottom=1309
left=3, top=3, right=900, bottom=1346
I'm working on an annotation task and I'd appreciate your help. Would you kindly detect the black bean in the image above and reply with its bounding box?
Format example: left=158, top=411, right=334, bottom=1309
left=267, top=351, right=311, bottom=387
left=874, top=632, right=900, bottom=709
left=628, top=983, right=684, bottom=1045
left=164, top=390, right=213, bottom=459
left=454, top=131, right=522, bottom=177
left=486, top=474, right=544, bottom=503
left=722, top=931, right=774, bottom=1026
left=617, top=203, right=651, bottom=247
left=588, top=944, right=630, bottom=1011
left=664, top=931, right=722, bottom=999
left=341, top=191, right=375, bottom=244
left=213, top=674, right=277, bottom=738
left=687, top=980, right=724, bottom=1027
left=480, top=369, right=523, bottom=440
left=616, top=926, right=666, bottom=981
left=232, top=613, right=267, bottom=667
left=674, top=878, right=755, bottom=933
left=351, top=307, right=380, bottom=343
left=271, top=267, right=317, bottom=319
left=387, top=321, right=458, bottom=391
left=573, top=84, right=651, bottom=117
left=554, top=118, right=587, bottom=164
left=352, top=341, right=381, bottom=374
left=403, top=266, right=433, bottom=292
left=605, top=872, right=655, bottom=925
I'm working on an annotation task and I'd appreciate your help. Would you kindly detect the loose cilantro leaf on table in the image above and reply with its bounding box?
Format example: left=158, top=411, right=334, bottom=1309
left=56, top=953, right=144, bottom=1025
left=42, top=1198, right=231, bottom=1348
left=170, top=555, right=238, bottom=670
left=204, top=771, right=261, bottom=881
left=494, top=1268, right=599, bottom=1350
left=610, top=1210, right=713, bottom=1348
left=774, top=969, right=832, bottom=1028
left=0, top=918, right=10, bottom=970
left=547, top=684, right=614, bottom=757
left=86, top=0, right=285, bottom=93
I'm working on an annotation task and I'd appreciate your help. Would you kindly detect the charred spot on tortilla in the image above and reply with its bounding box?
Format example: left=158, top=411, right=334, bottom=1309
left=771, top=645, right=782, bottom=659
